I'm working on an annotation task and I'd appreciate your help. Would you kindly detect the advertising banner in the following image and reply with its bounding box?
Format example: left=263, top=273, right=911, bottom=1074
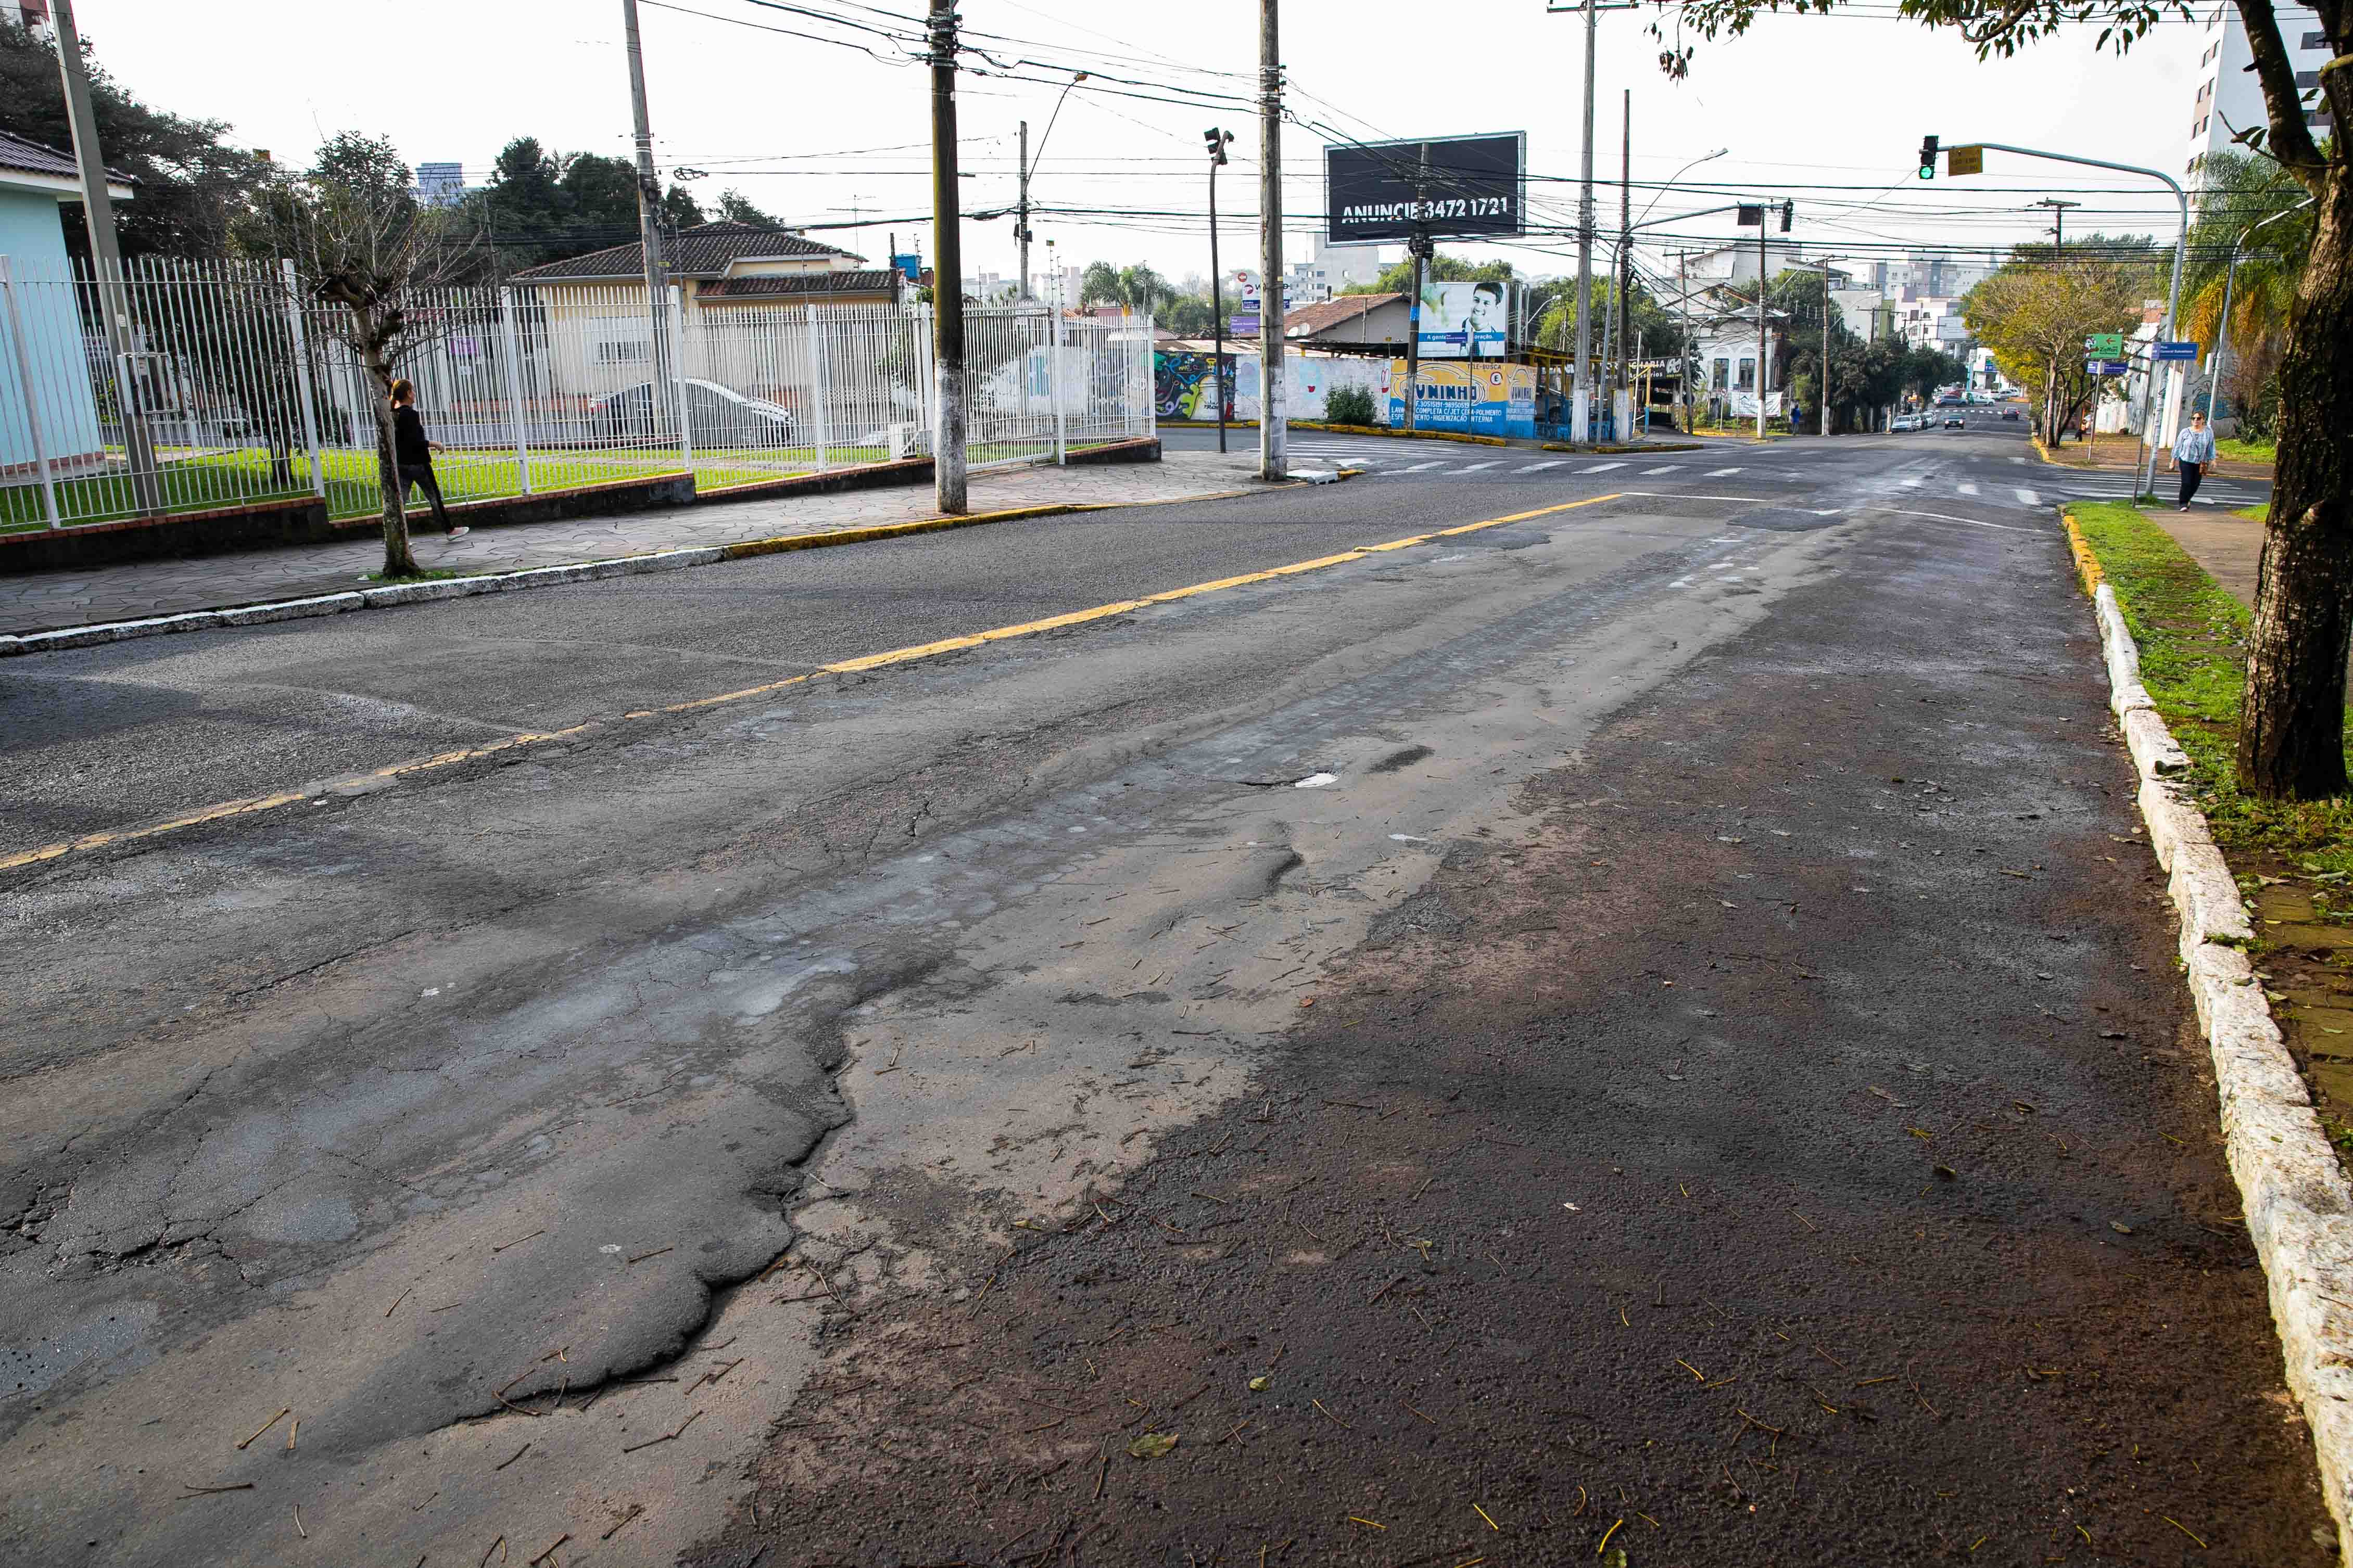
left=1385, top=359, right=1535, bottom=438
left=1414, top=280, right=1510, bottom=359
left=1327, top=134, right=1528, bottom=244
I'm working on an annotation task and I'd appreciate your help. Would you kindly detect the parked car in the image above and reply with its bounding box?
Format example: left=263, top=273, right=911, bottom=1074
left=1890, top=414, right=1916, bottom=431
left=586, top=379, right=800, bottom=447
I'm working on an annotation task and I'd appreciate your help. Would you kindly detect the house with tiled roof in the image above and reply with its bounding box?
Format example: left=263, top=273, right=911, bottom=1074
left=0, top=128, right=136, bottom=478
left=510, top=220, right=904, bottom=398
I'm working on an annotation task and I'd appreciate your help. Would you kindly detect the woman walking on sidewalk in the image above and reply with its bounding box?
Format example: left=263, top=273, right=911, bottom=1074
left=391, top=379, right=467, bottom=539
left=2171, top=411, right=2217, bottom=512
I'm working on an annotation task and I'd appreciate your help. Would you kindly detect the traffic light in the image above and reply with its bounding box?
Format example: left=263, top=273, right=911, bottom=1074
left=1779, top=199, right=1794, bottom=232
left=1918, top=135, right=1939, bottom=180
left=1204, top=127, right=1230, bottom=165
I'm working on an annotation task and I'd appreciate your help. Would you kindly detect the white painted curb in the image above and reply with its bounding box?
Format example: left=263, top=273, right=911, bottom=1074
left=2085, top=572, right=2353, bottom=1555
left=0, top=545, right=732, bottom=659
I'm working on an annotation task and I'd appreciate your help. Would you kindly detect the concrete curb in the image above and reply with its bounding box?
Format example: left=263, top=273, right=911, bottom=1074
left=2065, top=509, right=2353, bottom=1558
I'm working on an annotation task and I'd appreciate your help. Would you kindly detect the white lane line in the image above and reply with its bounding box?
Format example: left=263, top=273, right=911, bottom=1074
left=1400, top=461, right=1446, bottom=471
left=1641, top=465, right=1680, bottom=475
left=1456, top=461, right=1500, bottom=472
left=2010, top=456, right=2029, bottom=465
left=1900, top=476, right=1924, bottom=488
left=2015, top=488, right=2040, bottom=505
left=1518, top=460, right=1567, bottom=471
left=1582, top=462, right=1628, bottom=473
left=1957, top=482, right=1979, bottom=496
left=1851, top=504, right=2037, bottom=533
left=1705, top=466, right=1743, bottom=476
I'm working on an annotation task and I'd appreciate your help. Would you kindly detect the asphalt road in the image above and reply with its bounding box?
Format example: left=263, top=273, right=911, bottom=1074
left=0, top=430, right=2323, bottom=1567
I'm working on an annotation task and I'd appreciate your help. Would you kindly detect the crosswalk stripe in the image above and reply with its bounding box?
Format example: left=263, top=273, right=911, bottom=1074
left=1519, top=460, right=1567, bottom=471
left=1582, top=462, right=1627, bottom=473
left=1706, top=467, right=1743, bottom=476
left=1401, top=461, right=1445, bottom=471
left=1901, top=477, right=1923, bottom=487
left=1456, top=461, right=1500, bottom=472
left=1641, top=465, right=1680, bottom=475
left=1957, top=482, right=1979, bottom=496
left=2015, top=488, right=2039, bottom=505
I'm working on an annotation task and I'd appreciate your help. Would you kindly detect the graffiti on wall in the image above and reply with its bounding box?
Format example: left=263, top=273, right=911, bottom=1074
left=1154, top=351, right=1232, bottom=420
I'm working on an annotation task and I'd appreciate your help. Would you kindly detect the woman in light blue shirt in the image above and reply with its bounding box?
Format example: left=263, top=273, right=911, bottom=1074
left=2171, top=412, right=2217, bottom=511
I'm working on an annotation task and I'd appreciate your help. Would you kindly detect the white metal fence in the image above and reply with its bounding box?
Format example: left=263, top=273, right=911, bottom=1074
left=0, top=255, right=1154, bottom=533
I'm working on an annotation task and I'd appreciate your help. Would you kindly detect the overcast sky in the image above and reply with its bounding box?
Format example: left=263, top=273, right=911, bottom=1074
left=86, top=0, right=2209, bottom=293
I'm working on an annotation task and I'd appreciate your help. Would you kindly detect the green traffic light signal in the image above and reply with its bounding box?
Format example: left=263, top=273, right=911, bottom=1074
left=1917, top=134, right=1939, bottom=180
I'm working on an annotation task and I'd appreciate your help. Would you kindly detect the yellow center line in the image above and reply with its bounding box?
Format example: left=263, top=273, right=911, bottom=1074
left=1, top=493, right=1623, bottom=873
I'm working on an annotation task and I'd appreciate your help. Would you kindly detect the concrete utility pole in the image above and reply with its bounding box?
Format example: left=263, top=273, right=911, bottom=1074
left=1404, top=145, right=1431, bottom=434
left=621, top=0, right=676, bottom=438
left=1755, top=222, right=1767, bottom=441
left=1206, top=126, right=1230, bottom=452
left=1017, top=120, right=1030, bottom=302
left=928, top=4, right=967, bottom=513
left=1573, top=0, right=1598, bottom=444
left=1614, top=88, right=1630, bottom=432
left=49, top=0, right=160, bottom=515
left=1257, top=0, right=1285, bottom=480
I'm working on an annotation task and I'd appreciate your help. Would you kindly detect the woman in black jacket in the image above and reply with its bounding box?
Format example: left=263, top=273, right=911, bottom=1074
left=390, top=378, right=467, bottom=538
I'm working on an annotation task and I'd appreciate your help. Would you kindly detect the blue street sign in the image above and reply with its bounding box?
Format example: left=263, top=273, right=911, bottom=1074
left=2085, top=359, right=2132, bottom=376
left=2154, top=340, right=2199, bottom=361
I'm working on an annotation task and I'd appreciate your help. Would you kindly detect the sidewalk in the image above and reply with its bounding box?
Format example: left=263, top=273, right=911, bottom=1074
left=2153, top=505, right=2267, bottom=607
left=0, top=450, right=1267, bottom=636
left=2041, top=430, right=2275, bottom=481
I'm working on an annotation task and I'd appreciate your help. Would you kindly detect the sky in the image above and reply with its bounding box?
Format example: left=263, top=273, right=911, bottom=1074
left=84, top=0, right=2214, bottom=297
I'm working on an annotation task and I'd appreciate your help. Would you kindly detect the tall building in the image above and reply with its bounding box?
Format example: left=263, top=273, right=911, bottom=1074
left=2186, top=2, right=2333, bottom=181
left=0, top=2, right=51, bottom=28
left=414, top=162, right=468, bottom=209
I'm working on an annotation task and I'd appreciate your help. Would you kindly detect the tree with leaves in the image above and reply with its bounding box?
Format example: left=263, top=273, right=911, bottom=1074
left=1663, top=0, right=2349, bottom=799
left=0, top=18, right=270, bottom=260
left=2179, top=150, right=2314, bottom=434
left=1963, top=243, right=2151, bottom=445
left=716, top=188, right=783, bottom=228
left=238, top=133, right=483, bottom=578
left=465, top=136, right=704, bottom=271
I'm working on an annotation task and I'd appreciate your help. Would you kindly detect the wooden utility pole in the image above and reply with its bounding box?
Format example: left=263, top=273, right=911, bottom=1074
left=928, top=5, right=967, bottom=512
left=1257, top=0, right=1285, bottom=480
left=620, top=0, right=676, bottom=438
left=49, top=0, right=160, bottom=515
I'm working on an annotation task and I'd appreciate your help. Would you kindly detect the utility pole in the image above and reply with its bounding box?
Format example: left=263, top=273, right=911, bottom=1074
left=1405, top=145, right=1431, bottom=434
left=1257, top=0, right=1285, bottom=480
left=1017, top=120, right=1030, bottom=302
left=1677, top=250, right=1693, bottom=433
left=1573, top=0, right=1598, bottom=444
left=621, top=0, right=676, bottom=441
left=50, top=0, right=160, bottom=515
left=1614, top=88, right=1630, bottom=438
left=2034, top=196, right=2079, bottom=253
left=1754, top=220, right=1768, bottom=441
left=1206, top=126, right=1231, bottom=453
left=928, top=4, right=967, bottom=513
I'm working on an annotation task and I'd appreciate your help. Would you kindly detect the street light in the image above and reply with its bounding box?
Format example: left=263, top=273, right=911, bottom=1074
left=1204, top=127, right=1234, bottom=453
left=2208, top=196, right=2313, bottom=423
left=1016, top=71, right=1087, bottom=302
left=1638, top=147, right=1727, bottom=228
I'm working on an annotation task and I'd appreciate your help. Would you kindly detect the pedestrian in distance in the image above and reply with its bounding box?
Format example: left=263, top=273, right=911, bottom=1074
left=390, top=378, right=467, bottom=538
left=2170, top=410, right=2217, bottom=512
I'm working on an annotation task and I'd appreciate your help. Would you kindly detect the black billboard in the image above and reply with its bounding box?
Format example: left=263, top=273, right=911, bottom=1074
left=1325, top=133, right=1528, bottom=244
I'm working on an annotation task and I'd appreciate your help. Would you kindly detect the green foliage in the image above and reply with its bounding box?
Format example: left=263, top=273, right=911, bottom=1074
left=1079, top=260, right=1123, bottom=305
left=1533, top=274, right=1686, bottom=359
left=2073, top=501, right=2353, bottom=870
left=1324, top=384, right=1378, bottom=426
left=0, top=18, right=271, bottom=260
left=1352, top=251, right=1516, bottom=296
left=716, top=188, right=782, bottom=227
left=464, top=137, right=705, bottom=270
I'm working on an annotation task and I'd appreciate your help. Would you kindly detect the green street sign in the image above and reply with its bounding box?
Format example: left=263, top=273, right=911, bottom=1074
left=2085, top=333, right=2124, bottom=357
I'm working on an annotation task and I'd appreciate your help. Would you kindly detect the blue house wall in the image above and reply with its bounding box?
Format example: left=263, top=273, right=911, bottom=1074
left=0, top=186, right=106, bottom=476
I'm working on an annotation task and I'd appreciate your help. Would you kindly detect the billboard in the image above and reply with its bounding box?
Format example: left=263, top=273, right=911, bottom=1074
left=1387, top=360, right=1536, bottom=438
left=1415, top=279, right=1511, bottom=359
left=1326, top=133, right=1527, bottom=244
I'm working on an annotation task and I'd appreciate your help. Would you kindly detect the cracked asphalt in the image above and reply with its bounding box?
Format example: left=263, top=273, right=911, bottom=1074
left=0, top=430, right=2330, bottom=1566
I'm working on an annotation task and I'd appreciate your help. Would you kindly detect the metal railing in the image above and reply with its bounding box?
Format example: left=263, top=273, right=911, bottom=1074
left=0, top=255, right=1153, bottom=534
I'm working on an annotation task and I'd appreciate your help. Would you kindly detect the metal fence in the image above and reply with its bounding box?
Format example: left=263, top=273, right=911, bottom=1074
left=0, top=254, right=1154, bottom=533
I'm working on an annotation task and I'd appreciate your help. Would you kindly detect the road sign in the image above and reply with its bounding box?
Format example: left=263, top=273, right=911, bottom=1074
left=1946, top=144, right=1984, bottom=177
left=2154, top=340, right=2200, bottom=362
left=2085, top=359, right=2131, bottom=377
left=2084, top=333, right=2124, bottom=357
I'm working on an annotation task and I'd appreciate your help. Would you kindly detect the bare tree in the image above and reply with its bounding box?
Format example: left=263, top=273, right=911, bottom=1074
left=238, top=133, right=482, bottom=577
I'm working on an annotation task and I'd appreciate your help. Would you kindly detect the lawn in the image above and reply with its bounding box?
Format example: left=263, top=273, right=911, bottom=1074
left=2, top=436, right=1131, bottom=534
left=2217, top=436, right=2276, bottom=464
left=2070, top=499, right=2353, bottom=1161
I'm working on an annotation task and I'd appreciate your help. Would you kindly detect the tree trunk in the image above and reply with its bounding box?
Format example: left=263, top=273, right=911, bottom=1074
left=2238, top=166, right=2353, bottom=799
left=361, top=342, right=421, bottom=578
